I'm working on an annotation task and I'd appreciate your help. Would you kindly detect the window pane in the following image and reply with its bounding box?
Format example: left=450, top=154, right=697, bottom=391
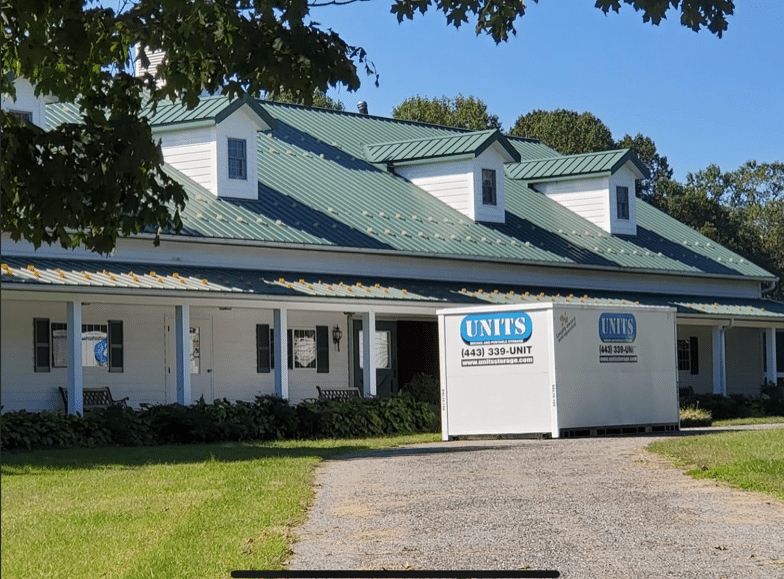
left=52, top=324, right=68, bottom=368
left=482, top=169, right=496, bottom=205
left=228, top=138, right=247, bottom=180
left=358, top=330, right=391, bottom=369
left=294, top=329, right=316, bottom=368
left=81, top=324, right=108, bottom=367
left=677, top=339, right=690, bottom=372
left=190, top=327, right=200, bottom=374
left=617, top=186, right=629, bottom=220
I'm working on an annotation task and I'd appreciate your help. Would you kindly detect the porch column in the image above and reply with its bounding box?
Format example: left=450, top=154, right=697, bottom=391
left=765, top=327, right=778, bottom=384
left=711, top=325, right=727, bottom=396
left=66, top=301, right=83, bottom=415
left=175, top=305, right=191, bottom=405
left=361, top=311, right=377, bottom=397
left=274, top=308, right=289, bottom=399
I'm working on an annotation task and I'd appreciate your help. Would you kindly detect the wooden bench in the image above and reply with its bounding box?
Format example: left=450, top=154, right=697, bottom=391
left=59, top=386, right=129, bottom=414
left=316, top=386, right=361, bottom=401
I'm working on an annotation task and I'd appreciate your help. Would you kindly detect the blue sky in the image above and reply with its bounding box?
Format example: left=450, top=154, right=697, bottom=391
left=310, top=0, right=783, bottom=181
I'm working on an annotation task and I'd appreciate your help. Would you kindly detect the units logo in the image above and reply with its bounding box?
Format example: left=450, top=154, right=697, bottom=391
left=461, top=311, right=533, bottom=344
left=598, top=313, right=636, bottom=342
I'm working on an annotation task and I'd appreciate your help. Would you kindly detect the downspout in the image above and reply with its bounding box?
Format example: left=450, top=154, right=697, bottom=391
left=762, top=279, right=778, bottom=296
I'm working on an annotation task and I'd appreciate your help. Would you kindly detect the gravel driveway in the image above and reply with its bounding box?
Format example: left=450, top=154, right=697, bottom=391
left=289, top=425, right=784, bottom=578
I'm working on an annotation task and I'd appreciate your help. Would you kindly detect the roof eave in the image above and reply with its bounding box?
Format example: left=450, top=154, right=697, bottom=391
left=149, top=232, right=779, bottom=285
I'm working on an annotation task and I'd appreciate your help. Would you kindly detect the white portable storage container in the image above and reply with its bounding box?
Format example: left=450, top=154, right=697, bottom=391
left=437, top=303, right=679, bottom=440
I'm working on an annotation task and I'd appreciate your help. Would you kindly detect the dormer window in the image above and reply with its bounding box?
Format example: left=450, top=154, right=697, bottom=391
left=9, top=110, right=32, bottom=124
left=228, top=138, right=247, bottom=180
left=482, top=169, right=497, bottom=206
left=616, top=186, right=630, bottom=220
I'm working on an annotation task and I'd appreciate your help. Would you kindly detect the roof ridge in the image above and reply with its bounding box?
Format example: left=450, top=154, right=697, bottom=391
left=511, top=148, right=630, bottom=165
left=365, top=128, right=499, bottom=148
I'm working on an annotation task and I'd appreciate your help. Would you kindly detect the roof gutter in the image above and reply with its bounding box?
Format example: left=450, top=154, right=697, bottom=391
left=144, top=232, right=779, bottom=286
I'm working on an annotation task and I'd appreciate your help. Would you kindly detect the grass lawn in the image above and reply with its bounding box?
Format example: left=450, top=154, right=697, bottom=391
left=648, top=427, right=784, bottom=501
left=1, top=434, right=439, bottom=579
left=711, top=416, right=784, bottom=426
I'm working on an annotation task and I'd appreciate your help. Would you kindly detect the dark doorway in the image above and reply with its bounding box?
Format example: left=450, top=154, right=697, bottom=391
left=397, top=320, right=440, bottom=391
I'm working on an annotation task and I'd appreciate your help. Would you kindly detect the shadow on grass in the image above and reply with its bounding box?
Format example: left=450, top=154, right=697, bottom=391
left=0, top=441, right=419, bottom=473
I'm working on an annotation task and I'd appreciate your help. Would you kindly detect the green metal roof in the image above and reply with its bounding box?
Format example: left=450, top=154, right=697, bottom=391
left=506, top=149, right=650, bottom=181
left=42, top=96, right=775, bottom=282
left=363, top=129, right=520, bottom=164
left=45, top=93, right=276, bottom=131
left=4, top=257, right=782, bottom=322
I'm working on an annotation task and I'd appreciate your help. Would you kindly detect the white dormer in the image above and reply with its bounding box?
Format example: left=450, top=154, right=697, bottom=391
left=364, top=130, right=520, bottom=224
left=1, top=77, right=54, bottom=129
left=506, top=149, right=649, bottom=236
left=152, top=97, right=274, bottom=200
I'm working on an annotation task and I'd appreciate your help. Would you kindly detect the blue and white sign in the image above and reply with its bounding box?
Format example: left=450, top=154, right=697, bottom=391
left=94, top=338, right=108, bottom=365
left=461, top=311, right=532, bottom=344
left=598, top=313, right=636, bottom=343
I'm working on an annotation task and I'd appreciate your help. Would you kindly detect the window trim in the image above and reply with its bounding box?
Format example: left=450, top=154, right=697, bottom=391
left=481, top=168, right=497, bottom=206
left=616, top=185, right=630, bottom=220
left=227, top=137, right=247, bottom=180
left=259, top=325, right=329, bottom=373
left=677, top=336, right=699, bottom=375
left=42, top=320, right=123, bottom=371
left=9, top=110, right=33, bottom=124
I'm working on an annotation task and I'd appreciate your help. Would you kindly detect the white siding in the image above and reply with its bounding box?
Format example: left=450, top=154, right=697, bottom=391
left=535, top=176, right=610, bottom=231
left=0, top=300, right=169, bottom=412
left=472, top=147, right=507, bottom=224
left=725, top=327, right=766, bottom=396
left=676, top=325, right=714, bottom=394
left=609, top=166, right=638, bottom=236
left=1, top=77, right=48, bottom=129
left=159, top=127, right=218, bottom=194
left=215, top=107, right=262, bottom=200
left=397, top=159, right=474, bottom=218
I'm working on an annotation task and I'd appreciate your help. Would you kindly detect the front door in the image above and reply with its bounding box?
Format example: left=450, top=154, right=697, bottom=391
left=165, top=316, right=214, bottom=404
left=353, top=320, right=398, bottom=397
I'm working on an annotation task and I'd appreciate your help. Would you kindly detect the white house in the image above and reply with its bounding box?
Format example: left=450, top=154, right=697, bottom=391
left=2, top=82, right=783, bottom=417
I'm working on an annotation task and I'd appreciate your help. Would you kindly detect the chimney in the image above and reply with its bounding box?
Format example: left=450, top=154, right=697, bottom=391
left=357, top=101, right=368, bottom=115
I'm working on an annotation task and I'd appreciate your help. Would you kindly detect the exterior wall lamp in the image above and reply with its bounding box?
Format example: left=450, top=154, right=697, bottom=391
left=332, top=324, right=343, bottom=351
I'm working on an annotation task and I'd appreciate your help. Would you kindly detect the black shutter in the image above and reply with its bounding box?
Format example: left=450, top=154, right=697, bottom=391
left=34, top=318, right=50, bottom=372
left=287, top=329, right=293, bottom=369
left=256, top=324, right=270, bottom=373
left=689, top=336, right=699, bottom=375
left=316, top=325, right=329, bottom=373
left=108, top=320, right=124, bottom=373
left=270, top=328, right=275, bottom=369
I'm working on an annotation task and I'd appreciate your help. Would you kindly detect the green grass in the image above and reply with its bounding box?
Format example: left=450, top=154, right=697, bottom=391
left=648, top=428, right=784, bottom=501
left=1, top=434, right=439, bottom=579
left=711, top=416, right=784, bottom=426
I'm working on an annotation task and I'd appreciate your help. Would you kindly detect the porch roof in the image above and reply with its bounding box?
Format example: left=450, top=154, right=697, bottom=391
left=4, top=257, right=784, bottom=323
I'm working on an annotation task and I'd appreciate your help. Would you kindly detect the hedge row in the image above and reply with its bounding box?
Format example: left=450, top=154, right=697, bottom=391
left=679, top=381, right=784, bottom=420
left=1, top=394, right=440, bottom=451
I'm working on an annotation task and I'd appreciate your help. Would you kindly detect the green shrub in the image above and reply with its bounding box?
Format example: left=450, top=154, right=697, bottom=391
left=679, top=405, right=712, bottom=427
left=401, top=373, right=440, bottom=405
left=1, top=392, right=439, bottom=451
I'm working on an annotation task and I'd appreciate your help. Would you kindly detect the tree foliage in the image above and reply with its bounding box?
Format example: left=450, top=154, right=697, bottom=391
left=392, top=94, right=501, bottom=131
left=391, top=0, right=735, bottom=42
left=655, top=162, right=784, bottom=300
left=510, top=109, right=615, bottom=155
left=616, top=132, right=673, bottom=201
left=2, top=0, right=736, bottom=253
left=267, top=89, right=346, bottom=111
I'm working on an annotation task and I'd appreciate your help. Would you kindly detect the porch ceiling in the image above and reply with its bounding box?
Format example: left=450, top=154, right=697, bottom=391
left=3, top=257, right=784, bottom=324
